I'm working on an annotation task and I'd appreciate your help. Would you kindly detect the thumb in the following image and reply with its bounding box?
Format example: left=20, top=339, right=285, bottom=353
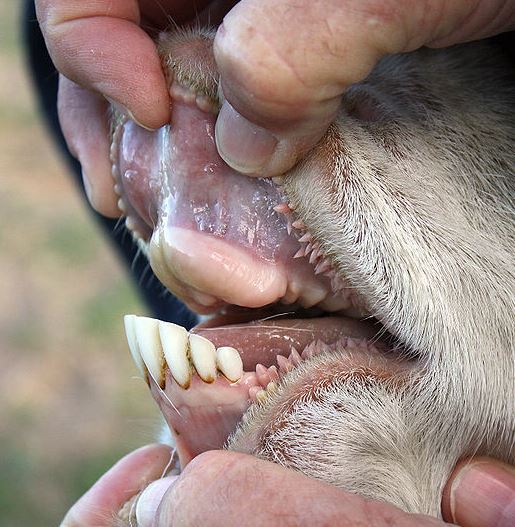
left=214, top=0, right=515, bottom=177
left=442, top=457, right=515, bottom=527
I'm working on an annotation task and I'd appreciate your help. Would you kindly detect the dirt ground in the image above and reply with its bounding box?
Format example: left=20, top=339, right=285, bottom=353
left=0, top=3, right=161, bottom=525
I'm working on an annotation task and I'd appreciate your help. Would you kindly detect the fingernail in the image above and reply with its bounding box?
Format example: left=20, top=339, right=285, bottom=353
left=105, top=97, right=155, bottom=131
left=136, top=476, right=178, bottom=527
left=450, top=461, right=515, bottom=527
left=215, top=101, right=277, bottom=174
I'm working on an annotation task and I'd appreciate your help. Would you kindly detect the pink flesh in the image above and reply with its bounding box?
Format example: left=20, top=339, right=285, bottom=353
left=150, top=371, right=255, bottom=467
left=116, top=101, right=353, bottom=312
left=193, top=316, right=384, bottom=371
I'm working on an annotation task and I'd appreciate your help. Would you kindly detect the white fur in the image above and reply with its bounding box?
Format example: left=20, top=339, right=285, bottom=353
left=228, top=41, right=514, bottom=516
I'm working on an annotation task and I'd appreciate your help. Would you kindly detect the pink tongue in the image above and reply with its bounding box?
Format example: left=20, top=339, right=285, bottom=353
left=193, top=316, right=383, bottom=370
left=116, top=100, right=340, bottom=311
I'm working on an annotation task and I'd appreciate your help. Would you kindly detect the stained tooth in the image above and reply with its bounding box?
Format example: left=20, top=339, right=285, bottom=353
left=346, top=337, right=357, bottom=349
left=318, top=341, right=331, bottom=354
left=248, top=385, right=263, bottom=403
left=276, top=354, right=292, bottom=373
left=312, top=245, right=322, bottom=259
left=123, top=315, right=146, bottom=379
left=301, top=341, right=317, bottom=359
left=338, top=336, right=349, bottom=348
left=158, top=321, right=190, bottom=388
left=309, top=250, right=320, bottom=265
left=315, top=260, right=331, bottom=275
left=189, top=334, right=217, bottom=383
left=255, top=363, right=269, bottom=387
left=268, top=365, right=280, bottom=382
left=216, top=346, right=243, bottom=382
left=133, top=316, right=165, bottom=387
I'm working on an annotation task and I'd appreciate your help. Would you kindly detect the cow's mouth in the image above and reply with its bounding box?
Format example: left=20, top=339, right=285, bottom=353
left=115, top=30, right=415, bottom=469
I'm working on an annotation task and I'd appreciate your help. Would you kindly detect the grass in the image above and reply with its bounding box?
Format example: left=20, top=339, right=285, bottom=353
left=80, top=281, right=141, bottom=340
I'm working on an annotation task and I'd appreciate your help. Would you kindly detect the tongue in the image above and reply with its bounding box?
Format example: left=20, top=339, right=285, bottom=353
left=193, top=316, right=383, bottom=370
left=115, top=99, right=353, bottom=313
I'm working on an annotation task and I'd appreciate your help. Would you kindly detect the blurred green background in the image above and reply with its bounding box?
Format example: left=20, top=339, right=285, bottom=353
left=0, top=2, right=161, bottom=525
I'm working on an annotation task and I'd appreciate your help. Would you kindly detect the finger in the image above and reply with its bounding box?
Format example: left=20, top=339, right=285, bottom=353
left=60, top=443, right=173, bottom=527
left=141, top=450, right=446, bottom=526
left=442, top=457, right=515, bottom=527
left=214, top=0, right=515, bottom=177
left=57, top=76, right=120, bottom=217
left=36, top=0, right=169, bottom=129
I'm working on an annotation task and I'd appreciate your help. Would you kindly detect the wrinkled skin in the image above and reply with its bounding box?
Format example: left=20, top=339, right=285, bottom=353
left=110, top=30, right=514, bottom=521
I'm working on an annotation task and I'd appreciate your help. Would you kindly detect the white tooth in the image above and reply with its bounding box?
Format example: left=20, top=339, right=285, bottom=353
left=134, top=316, right=165, bottom=387
left=123, top=315, right=145, bottom=378
left=188, top=334, right=217, bottom=383
left=159, top=321, right=191, bottom=388
left=216, top=347, right=243, bottom=382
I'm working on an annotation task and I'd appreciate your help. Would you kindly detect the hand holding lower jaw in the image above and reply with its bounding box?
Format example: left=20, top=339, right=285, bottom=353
left=61, top=445, right=515, bottom=527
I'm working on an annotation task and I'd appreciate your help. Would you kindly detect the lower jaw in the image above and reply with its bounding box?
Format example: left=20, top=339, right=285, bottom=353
left=125, top=306, right=416, bottom=472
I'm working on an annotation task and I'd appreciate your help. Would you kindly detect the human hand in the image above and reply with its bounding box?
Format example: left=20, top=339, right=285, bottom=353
left=212, top=0, right=515, bottom=177
left=61, top=446, right=515, bottom=527
left=35, top=0, right=225, bottom=217
left=36, top=1, right=515, bottom=217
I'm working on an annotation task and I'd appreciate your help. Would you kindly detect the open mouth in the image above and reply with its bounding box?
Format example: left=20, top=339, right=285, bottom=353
left=123, top=309, right=412, bottom=469
left=114, top=30, right=416, bottom=469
